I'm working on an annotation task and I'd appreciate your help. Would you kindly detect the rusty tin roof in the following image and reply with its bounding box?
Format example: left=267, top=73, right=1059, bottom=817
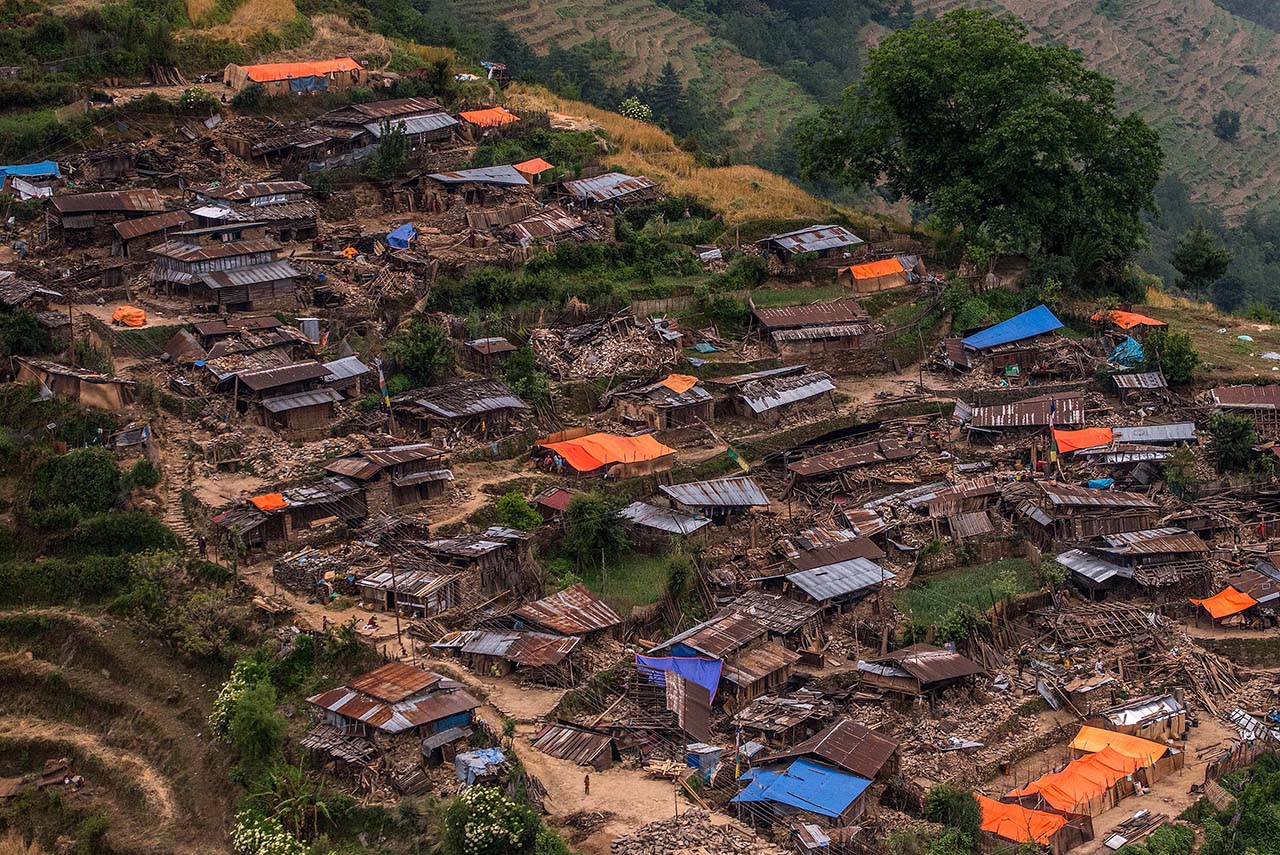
left=514, top=583, right=622, bottom=635
left=765, top=718, right=899, bottom=779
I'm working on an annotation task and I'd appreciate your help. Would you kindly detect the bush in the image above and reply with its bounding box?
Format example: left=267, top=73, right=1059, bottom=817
left=385, top=318, right=454, bottom=386
left=563, top=494, right=629, bottom=571
left=229, top=679, right=284, bottom=766
left=178, top=86, right=218, bottom=113
left=442, top=786, right=539, bottom=855
left=122, top=458, right=161, bottom=491
left=496, top=491, right=542, bottom=531
left=230, top=82, right=266, bottom=111
left=0, top=310, right=53, bottom=356
left=923, top=784, right=981, bottom=840
left=34, top=447, right=119, bottom=513
left=1208, top=412, right=1259, bottom=473
left=71, top=511, right=178, bottom=555
left=1143, top=329, right=1200, bottom=386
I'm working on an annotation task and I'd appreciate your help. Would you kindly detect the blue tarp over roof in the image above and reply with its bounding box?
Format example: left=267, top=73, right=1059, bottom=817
left=1109, top=335, right=1145, bottom=367
left=962, top=304, right=1063, bottom=351
left=0, top=160, right=59, bottom=179
left=387, top=223, right=416, bottom=249
left=732, top=758, right=871, bottom=818
left=635, top=655, right=722, bottom=702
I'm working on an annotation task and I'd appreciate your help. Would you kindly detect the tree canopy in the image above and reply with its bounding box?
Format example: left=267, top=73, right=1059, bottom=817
left=797, top=9, right=1164, bottom=268
left=1172, top=220, right=1232, bottom=298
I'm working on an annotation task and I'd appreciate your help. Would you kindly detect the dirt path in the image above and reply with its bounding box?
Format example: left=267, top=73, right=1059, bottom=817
left=430, top=459, right=545, bottom=529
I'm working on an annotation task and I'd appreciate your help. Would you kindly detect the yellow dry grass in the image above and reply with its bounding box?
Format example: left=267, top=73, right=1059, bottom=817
left=195, top=0, right=298, bottom=40
left=1143, top=285, right=1217, bottom=314
left=505, top=84, right=858, bottom=225
left=244, top=13, right=396, bottom=68
left=0, top=833, right=47, bottom=855
left=185, top=0, right=216, bottom=21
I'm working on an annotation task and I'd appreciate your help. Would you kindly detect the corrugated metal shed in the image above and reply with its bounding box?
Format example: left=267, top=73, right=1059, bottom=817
left=307, top=681, right=479, bottom=734
left=764, top=718, right=899, bottom=780
left=514, top=583, right=622, bottom=635
left=753, top=299, right=868, bottom=329
left=236, top=360, right=329, bottom=391
left=322, top=355, right=370, bottom=382
left=200, top=259, right=300, bottom=290
left=364, top=113, right=459, bottom=137
left=1039, top=482, right=1158, bottom=509
left=786, top=558, right=894, bottom=602
left=1112, top=423, right=1196, bottom=444
left=738, top=371, right=836, bottom=414
left=113, top=210, right=193, bottom=241
left=358, top=569, right=457, bottom=597
left=969, top=394, right=1083, bottom=428
left=870, top=644, right=982, bottom=684
left=788, top=440, right=914, bottom=477
left=1097, top=527, right=1208, bottom=555
left=621, top=501, right=712, bottom=535
left=1055, top=548, right=1131, bottom=584
left=722, top=643, right=800, bottom=687
left=723, top=590, right=820, bottom=635
left=961, top=304, right=1063, bottom=351
left=1113, top=372, right=1167, bottom=390
left=261, top=387, right=341, bottom=412
left=757, top=224, right=864, bottom=255
left=949, top=511, right=994, bottom=538
left=563, top=172, right=656, bottom=202
left=1211, top=385, right=1280, bottom=409
left=532, top=722, right=618, bottom=767
left=427, top=165, right=529, bottom=186
left=660, top=476, right=769, bottom=509
left=405, top=379, right=530, bottom=419
left=51, top=189, right=165, bottom=214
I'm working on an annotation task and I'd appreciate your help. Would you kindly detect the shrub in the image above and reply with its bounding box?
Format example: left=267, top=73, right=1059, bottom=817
left=231, top=82, right=266, bottom=111
left=0, top=310, right=52, bottom=356
left=72, top=512, right=177, bottom=555
left=34, top=447, right=119, bottom=513
left=923, top=784, right=981, bottom=840
left=1143, top=329, right=1200, bottom=386
left=1208, top=413, right=1259, bottom=473
left=385, top=318, right=454, bottom=386
left=122, top=458, right=161, bottom=491
left=178, top=86, right=218, bottom=113
left=496, top=491, right=542, bottom=531
left=563, top=494, right=629, bottom=571
left=442, top=786, right=539, bottom=855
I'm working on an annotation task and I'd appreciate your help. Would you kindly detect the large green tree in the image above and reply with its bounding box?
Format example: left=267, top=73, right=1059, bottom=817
left=797, top=10, right=1164, bottom=267
left=1172, top=220, right=1232, bottom=298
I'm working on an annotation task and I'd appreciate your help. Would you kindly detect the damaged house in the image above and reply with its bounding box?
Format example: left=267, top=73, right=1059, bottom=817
left=1209, top=385, right=1280, bottom=438
left=507, top=206, right=599, bottom=248
left=224, top=57, right=367, bottom=96
left=190, top=180, right=318, bottom=242
left=426, top=165, right=531, bottom=206
left=14, top=357, right=135, bottom=410
left=953, top=304, right=1066, bottom=376
left=356, top=567, right=460, bottom=618
left=393, top=378, right=530, bottom=439
left=432, top=629, right=581, bottom=685
left=112, top=210, right=194, bottom=258
left=1018, top=482, right=1160, bottom=545
left=605, top=373, right=714, bottom=430
left=149, top=238, right=300, bottom=312
left=513, top=583, right=622, bottom=639
left=857, top=643, right=983, bottom=699
left=317, top=97, right=458, bottom=153
left=756, top=225, right=864, bottom=264
left=649, top=611, right=799, bottom=709
left=49, top=189, right=166, bottom=244
left=424, top=526, right=536, bottom=597
left=1056, top=527, right=1210, bottom=592
left=226, top=361, right=341, bottom=436
left=706, top=365, right=837, bottom=425
left=213, top=477, right=367, bottom=552
left=658, top=476, right=770, bottom=525
left=561, top=172, right=659, bottom=208
left=534, top=430, right=677, bottom=478
left=752, top=299, right=882, bottom=360
left=957, top=394, right=1084, bottom=440
left=323, top=443, right=452, bottom=514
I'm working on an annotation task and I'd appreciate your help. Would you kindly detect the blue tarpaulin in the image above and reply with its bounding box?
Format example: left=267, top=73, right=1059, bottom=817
left=455, top=748, right=506, bottom=785
left=387, top=223, right=416, bottom=249
left=0, top=160, right=59, bottom=179
left=635, top=655, right=722, bottom=702
left=693, top=343, right=720, bottom=353
left=1109, top=335, right=1145, bottom=367
left=1086, top=478, right=1115, bottom=490
left=289, top=75, right=328, bottom=92
left=962, top=304, right=1064, bottom=351
left=732, top=758, right=871, bottom=818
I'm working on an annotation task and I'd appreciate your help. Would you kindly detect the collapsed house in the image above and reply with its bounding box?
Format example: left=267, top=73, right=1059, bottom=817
left=756, top=225, right=864, bottom=264
left=561, top=172, right=659, bottom=208
left=432, top=629, right=580, bottom=685
left=393, top=378, right=530, bottom=439
left=1209, top=385, right=1280, bottom=438
left=323, top=443, right=453, bottom=514
left=423, top=526, right=535, bottom=597
left=512, top=583, right=622, bottom=639
left=317, top=97, right=458, bottom=153
left=507, top=206, right=599, bottom=247
left=605, top=373, right=714, bottom=430
left=733, top=758, right=873, bottom=827
left=957, top=394, right=1084, bottom=440
left=356, top=567, right=460, bottom=618
left=649, top=611, right=798, bottom=708
left=658, top=476, right=770, bottom=524
left=786, top=439, right=916, bottom=482
left=857, top=644, right=983, bottom=699
left=112, top=210, right=194, bottom=258
left=1018, top=481, right=1160, bottom=544
left=752, top=299, right=882, bottom=360
left=949, top=304, right=1066, bottom=376
left=190, top=180, right=319, bottom=242
left=14, top=357, right=136, bottom=410
left=532, top=722, right=620, bottom=770
left=706, top=365, right=837, bottom=424
left=212, top=477, right=366, bottom=551
left=49, top=189, right=166, bottom=244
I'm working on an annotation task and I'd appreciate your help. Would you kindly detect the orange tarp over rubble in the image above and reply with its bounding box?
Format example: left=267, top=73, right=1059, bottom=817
left=248, top=493, right=289, bottom=512
left=1069, top=725, right=1168, bottom=763
left=242, top=58, right=361, bottom=82
left=1091, top=309, right=1168, bottom=330
left=1007, top=746, right=1141, bottom=813
left=1053, top=427, right=1113, bottom=453
left=537, top=432, right=676, bottom=473
left=459, top=107, right=520, bottom=127
left=111, top=305, right=146, bottom=327
left=658, top=374, right=699, bottom=394
left=1192, top=586, right=1258, bottom=620
left=514, top=157, right=554, bottom=176
left=841, top=257, right=906, bottom=280
left=976, top=794, right=1066, bottom=845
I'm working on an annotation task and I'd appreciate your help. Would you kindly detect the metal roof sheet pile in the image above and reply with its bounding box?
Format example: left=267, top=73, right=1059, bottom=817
left=514, top=583, right=622, bottom=635
left=870, top=643, right=983, bottom=684
left=786, top=558, right=894, bottom=602
left=757, top=224, right=864, bottom=254
left=532, top=723, right=616, bottom=766
left=721, top=642, right=800, bottom=687
left=620, top=501, right=712, bottom=535
left=1212, top=385, right=1280, bottom=409
left=51, top=189, right=165, bottom=214
left=149, top=238, right=281, bottom=262
left=1102, top=694, right=1184, bottom=727
left=358, top=569, right=457, bottom=597
left=722, top=590, right=820, bottom=635
left=465, top=337, right=517, bottom=355
left=1111, top=423, right=1196, bottom=444
left=236, top=360, right=330, bottom=391
left=1039, top=482, right=1158, bottom=509
left=764, top=718, right=899, bottom=780
left=1097, top=527, right=1208, bottom=555
left=1055, top=548, right=1132, bottom=584
left=509, top=206, right=596, bottom=245
left=281, top=474, right=360, bottom=505
left=364, top=113, right=459, bottom=138
left=949, top=511, right=994, bottom=538
left=1228, top=568, right=1280, bottom=604
left=326, top=96, right=443, bottom=121
left=261, top=387, right=341, bottom=412
left=704, top=364, right=808, bottom=388
left=442, top=630, right=579, bottom=666
left=788, top=440, right=915, bottom=477
left=961, top=304, right=1063, bottom=350
left=113, top=210, right=193, bottom=240
left=1113, top=372, right=1168, bottom=390
left=200, top=259, right=300, bottom=290
left=655, top=611, right=768, bottom=658
left=732, top=689, right=836, bottom=733
left=753, top=299, right=869, bottom=330
left=197, top=180, right=310, bottom=200
left=659, top=476, right=769, bottom=509
left=771, top=323, right=875, bottom=342
left=406, top=378, right=530, bottom=419
left=427, top=164, right=529, bottom=186
left=563, top=172, right=656, bottom=202
left=788, top=536, right=886, bottom=569
left=738, top=371, right=835, bottom=414
left=968, top=395, right=1083, bottom=428
left=425, top=526, right=528, bottom=559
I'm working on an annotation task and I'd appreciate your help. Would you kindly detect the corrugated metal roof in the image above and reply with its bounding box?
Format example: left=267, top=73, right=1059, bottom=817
left=788, top=537, right=885, bottom=569
left=358, top=569, right=456, bottom=597
left=327, top=96, right=443, bottom=120
left=723, top=590, right=820, bottom=635
left=261, top=387, right=341, bottom=412
left=151, top=238, right=280, bottom=262
left=870, top=644, right=982, bottom=684
left=236, top=360, right=329, bottom=391
left=1113, top=372, right=1167, bottom=390
left=426, top=526, right=529, bottom=559
left=738, top=371, right=835, bottom=414
left=962, top=304, right=1063, bottom=350
left=704, top=364, right=808, bottom=388
left=465, top=337, right=517, bottom=355
left=51, top=189, right=165, bottom=214
left=197, top=180, right=310, bottom=200
left=771, top=323, right=877, bottom=342
left=733, top=758, right=871, bottom=819
left=1039, top=482, right=1158, bottom=509
left=969, top=394, right=1083, bottom=428
left=391, top=469, right=452, bottom=486
left=563, top=172, right=656, bottom=202
left=1055, top=548, right=1132, bottom=584
left=788, top=440, right=914, bottom=477
left=1097, top=527, right=1208, bottom=555
left=438, top=630, right=579, bottom=666
left=764, top=718, right=898, bottom=780
left=1212, top=385, right=1280, bottom=409
left=949, top=510, right=994, bottom=538
left=722, top=642, right=800, bottom=686
left=427, top=165, right=529, bottom=186
left=322, top=355, right=370, bottom=382
left=514, top=583, right=622, bottom=635
left=660, top=476, right=769, bottom=509
left=787, top=558, right=893, bottom=602
left=405, top=378, right=529, bottom=419
left=307, top=682, right=478, bottom=734
left=532, top=723, right=616, bottom=766
left=113, top=210, right=193, bottom=240
left=653, top=611, right=767, bottom=657
left=199, top=259, right=300, bottom=290
left=1112, top=423, right=1196, bottom=444
left=509, top=206, right=595, bottom=245
left=620, top=501, right=712, bottom=535
left=1102, top=694, right=1183, bottom=727
left=364, top=112, right=458, bottom=137
left=757, top=224, right=864, bottom=254
left=753, top=299, right=868, bottom=330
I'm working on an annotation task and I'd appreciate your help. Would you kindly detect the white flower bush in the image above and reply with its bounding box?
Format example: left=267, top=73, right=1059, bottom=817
left=231, top=811, right=307, bottom=855
left=209, top=659, right=266, bottom=740
left=446, top=786, right=537, bottom=855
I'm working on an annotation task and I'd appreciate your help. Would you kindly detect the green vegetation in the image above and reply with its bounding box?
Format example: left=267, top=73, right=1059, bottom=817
left=562, top=493, right=629, bottom=572
left=897, top=559, right=1038, bottom=641
left=469, top=128, right=601, bottom=179
left=799, top=9, right=1163, bottom=280
left=496, top=491, right=541, bottom=531
left=1208, top=412, right=1259, bottom=473
left=923, top=784, right=981, bottom=843
left=1116, top=824, right=1194, bottom=855
left=1143, top=329, right=1201, bottom=387
left=1212, top=109, right=1242, bottom=142
left=385, top=318, right=455, bottom=386
left=1172, top=221, right=1232, bottom=299
left=502, top=346, right=551, bottom=407
left=0, top=310, right=53, bottom=357
left=364, top=120, right=410, bottom=181
left=1184, top=753, right=1280, bottom=855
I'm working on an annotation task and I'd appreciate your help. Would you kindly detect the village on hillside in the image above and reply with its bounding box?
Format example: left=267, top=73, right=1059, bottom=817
left=5, top=51, right=1280, bottom=855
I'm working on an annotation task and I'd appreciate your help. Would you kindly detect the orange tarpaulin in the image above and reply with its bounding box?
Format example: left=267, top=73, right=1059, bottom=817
left=248, top=493, right=289, bottom=512
left=459, top=107, right=520, bottom=127
left=111, top=305, right=146, bottom=327
left=976, top=794, right=1066, bottom=845
left=538, top=432, right=676, bottom=473
left=1192, top=586, right=1258, bottom=620
left=1053, top=427, right=1113, bottom=453
left=514, top=157, right=554, bottom=176
left=1091, top=309, right=1168, bottom=330
left=1069, top=725, right=1168, bottom=763
left=1008, top=746, right=1141, bottom=813
left=242, top=57, right=360, bottom=82
left=842, top=257, right=906, bottom=280
left=658, top=374, right=699, bottom=394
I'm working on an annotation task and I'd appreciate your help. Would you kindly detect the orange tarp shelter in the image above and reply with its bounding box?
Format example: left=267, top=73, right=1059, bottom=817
left=1091, top=309, right=1167, bottom=330
left=1053, top=427, right=1113, bottom=453
left=843, top=258, right=906, bottom=279
left=514, top=157, right=554, bottom=180
left=658, top=374, right=699, bottom=394
left=1192, top=586, right=1258, bottom=620
left=460, top=107, right=520, bottom=128
left=538, top=432, right=676, bottom=473
left=1008, top=746, right=1141, bottom=814
left=248, top=493, right=289, bottom=512
left=976, top=794, right=1066, bottom=845
left=111, top=305, right=146, bottom=327
left=1069, top=726, right=1167, bottom=764
left=242, top=57, right=361, bottom=82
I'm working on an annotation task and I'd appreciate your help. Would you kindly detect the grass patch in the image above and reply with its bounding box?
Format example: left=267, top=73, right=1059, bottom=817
left=581, top=552, right=670, bottom=613
left=897, top=558, right=1038, bottom=627
left=749, top=283, right=847, bottom=307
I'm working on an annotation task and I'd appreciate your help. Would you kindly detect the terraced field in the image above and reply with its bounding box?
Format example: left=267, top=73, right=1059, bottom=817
left=916, top=0, right=1280, bottom=218
left=464, top=0, right=820, bottom=157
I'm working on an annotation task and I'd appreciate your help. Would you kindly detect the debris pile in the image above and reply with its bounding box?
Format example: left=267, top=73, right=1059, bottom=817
left=611, top=810, right=787, bottom=855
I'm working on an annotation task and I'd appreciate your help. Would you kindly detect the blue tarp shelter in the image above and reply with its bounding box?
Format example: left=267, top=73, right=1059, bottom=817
left=1109, top=335, right=1145, bottom=367
left=454, top=747, right=506, bottom=785
left=0, top=161, right=59, bottom=180
left=635, top=655, right=722, bottom=702
left=732, top=758, right=871, bottom=819
left=387, top=223, right=416, bottom=249
left=962, top=304, right=1064, bottom=351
